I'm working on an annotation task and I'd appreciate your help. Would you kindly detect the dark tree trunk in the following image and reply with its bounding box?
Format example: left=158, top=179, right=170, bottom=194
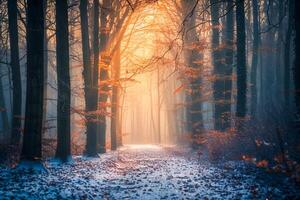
left=210, top=0, right=220, bottom=130
left=223, top=0, right=234, bottom=130
left=294, top=0, right=300, bottom=114
left=42, top=0, right=48, bottom=137
left=250, top=0, right=259, bottom=116
left=0, top=24, right=9, bottom=142
left=111, top=44, right=121, bottom=150
left=84, top=0, right=99, bottom=156
left=98, top=0, right=110, bottom=153
left=181, top=0, right=203, bottom=147
left=8, top=0, right=22, bottom=145
left=284, top=0, right=294, bottom=106
left=55, top=0, right=71, bottom=162
left=211, top=0, right=230, bottom=131
left=21, top=0, right=45, bottom=161
left=235, top=0, right=247, bottom=119
left=80, top=0, right=96, bottom=156
left=0, top=69, right=9, bottom=140
left=275, top=0, right=283, bottom=101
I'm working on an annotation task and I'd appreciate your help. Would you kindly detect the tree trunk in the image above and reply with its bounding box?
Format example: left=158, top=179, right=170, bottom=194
left=98, top=0, right=110, bottom=153
left=21, top=0, right=45, bottom=161
left=250, top=0, right=259, bottom=116
left=223, top=0, right=234, bottom=130
left=8, top=0, right=22, bottom=145
left=111, top=44, right=121, bottom=150
left=275, top=0, right=283, bottom=102
left=55, top=0, right=71, bottom=162
left=0, top=24, right=9, bottom=142
left=181, top=0, right=203, bottom=147
left=79, top=0, right=97, bottom=156
left=284, top=0, right=294, bottom=106
left=294, top=0, right=300, bottom=115
left=235, top=0, right=247, bottom=119
left=42, top=0, right=48, bottom=138
left=0, top=67, right=9, bottom=142
left=84, top=0, right=100, bottom=156
left=210, top=0, right=227, bottom=131
left=157, top=63, right=161, bottom=143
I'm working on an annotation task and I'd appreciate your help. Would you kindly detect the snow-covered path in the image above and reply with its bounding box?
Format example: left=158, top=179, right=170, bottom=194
left=0, top=145, right=299, bottom=199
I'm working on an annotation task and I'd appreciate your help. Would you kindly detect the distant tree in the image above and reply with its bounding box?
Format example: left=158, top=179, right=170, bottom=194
left=0, top=65, right=9, bottom=140
left=275, top=0, right=284, bottom=101
left=235, top=0, right=247, bottom=120
left=0, top=22, right=9, bottom=141
left=55, top=0, right=71, bottom=162
left=111, top=44, right=121, bottom=150
left=21, top=0, right=45, bottom=161
left=7, top=0, right=22, bottom=145
left=98, top=0, right=132, bottom=152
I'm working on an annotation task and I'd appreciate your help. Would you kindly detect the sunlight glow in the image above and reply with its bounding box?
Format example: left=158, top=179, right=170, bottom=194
left=119, top=1, right=184, bottom=145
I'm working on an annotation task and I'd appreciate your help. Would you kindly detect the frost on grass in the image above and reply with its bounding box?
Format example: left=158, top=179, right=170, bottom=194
left=0, top=145, right=299, bottom=199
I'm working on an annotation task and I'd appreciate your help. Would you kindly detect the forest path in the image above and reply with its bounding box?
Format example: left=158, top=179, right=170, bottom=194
left=0, top=145, right=299, bottom=199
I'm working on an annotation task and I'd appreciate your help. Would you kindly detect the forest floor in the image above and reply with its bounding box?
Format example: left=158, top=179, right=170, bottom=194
left=0, top=145, right=299, bottom=199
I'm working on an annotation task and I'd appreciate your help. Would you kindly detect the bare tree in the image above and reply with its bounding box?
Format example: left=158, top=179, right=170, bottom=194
left=21, top=0, right=45, bottom=162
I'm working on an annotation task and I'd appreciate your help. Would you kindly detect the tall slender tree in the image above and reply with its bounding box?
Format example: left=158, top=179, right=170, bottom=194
left=275, top=0, right=283, bottom=99
left=210, top=0, right=226, bottom=131
left=85, top=0, right=100, bottom=156
left=294, top=0, right=300, bottom=116
left=21, top=0, right=45, bottom=161
left=181, top=0, right=203, bottom=147
left=79, top=0, right=97, bottom=156
left=235, top=0, right=247, bottom=119
left=0, top=65, right=9, bottom=140
left=250, top=0, right=259, bottom=116
left=0, top=24, right=9, bottom=140
left=55, top=0, right=71, bottom=161
left=7, top=0, right=22, bottom=145
left=98, top=0, right=110, bottom=153
left=111, top=44, right=121, bottom=150
left=284, top=0, right=294, bottom=106
left=223, top=0, right=234, bottom=129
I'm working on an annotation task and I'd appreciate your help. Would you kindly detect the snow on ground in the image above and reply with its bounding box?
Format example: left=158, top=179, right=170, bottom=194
left=0, top=145, right=299, bottom=199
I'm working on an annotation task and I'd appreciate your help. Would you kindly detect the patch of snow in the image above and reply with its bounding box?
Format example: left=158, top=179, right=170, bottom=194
left=16, top=160, right=48, bottom=173
left=0, top=145, right=299, bottom=199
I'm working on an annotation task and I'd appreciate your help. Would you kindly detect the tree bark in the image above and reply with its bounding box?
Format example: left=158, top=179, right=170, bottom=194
left=42, top=0, right=48, bottom=138
left=8, top=0, right=22, bottom=145
left=0, top=23, right=9, bottom=142
left=84, top=0, right=100, bottom=156
left=111, top=44, right=121, bottom=150
left=79, top=0, right=97, bottom=156
left=0, top=66, right=9, bottom=141
left=55, top=0, right=71, bottom=162
left=235, top=0, right=247, bottom=119
left=98, top=0, right=110, bottom=153
left=211, top=0, right=228, bottom=131
left=223, top=0, right=234, bottom=130
left=250, top=0, right=259, bottom=116
left=21, top=0, right=45, bottom=161
left=294, top=0, right=300, bottom=114
left=284, top=0, right=294, bottom=106
left=181, top=0, right=203, bottom=147
left=275, top=0, right=283, bottom=102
